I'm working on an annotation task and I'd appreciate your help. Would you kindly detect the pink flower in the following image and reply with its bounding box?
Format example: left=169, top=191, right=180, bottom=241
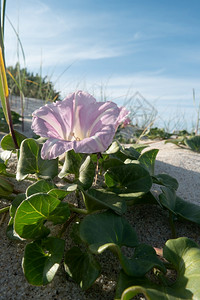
left=31, top=91, right=129, bottom=160
left=116, top=107, right=130, bottom=128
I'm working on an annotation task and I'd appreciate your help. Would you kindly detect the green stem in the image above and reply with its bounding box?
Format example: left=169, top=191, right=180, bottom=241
left=169, top=211, right=176, bottom=238
left=0, top=205, right=9, bottom=214
left=57, top=213, right=77, bottom=238
left=76, top=189, right=81, bottom=207
left=6, top=96, right=19, bottom=149
left=68, top=204, right=88, bottom=215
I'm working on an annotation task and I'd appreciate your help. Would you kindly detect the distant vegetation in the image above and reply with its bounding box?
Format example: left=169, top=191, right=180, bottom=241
left=6, top=63, right=60, bottom=101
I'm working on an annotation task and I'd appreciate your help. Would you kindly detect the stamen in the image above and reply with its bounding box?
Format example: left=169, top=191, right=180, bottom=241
left=69, top=132, right=81, bottom=141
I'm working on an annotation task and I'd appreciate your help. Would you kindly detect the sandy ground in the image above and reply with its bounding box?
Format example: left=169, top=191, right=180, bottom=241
left=1, top=98, right=200, bottom=299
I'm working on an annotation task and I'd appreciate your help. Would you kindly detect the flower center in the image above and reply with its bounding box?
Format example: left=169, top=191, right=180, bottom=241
left=68, top=132, right=81, bottom=141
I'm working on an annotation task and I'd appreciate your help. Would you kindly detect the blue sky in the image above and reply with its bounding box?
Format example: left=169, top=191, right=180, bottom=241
left=4, top=0, right=200, bottom=130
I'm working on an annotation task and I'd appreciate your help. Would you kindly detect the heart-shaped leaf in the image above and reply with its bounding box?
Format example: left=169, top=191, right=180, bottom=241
left=119, top=244, right=166, bottom=277
left=77, top=155, right=95, bottom=190
left=23, top=237, right=65, bottom=285
left=174, top=196, right=200, bottom=224
left=116, top=237, right=200, bottom=300
left=185, top=135, right=200, bottom=152
left=26, top=180, right=56, bottom=197
left=79, top=210, right=138, bottom=254
left=159, top=187, right=177, bottom=213
left=14, top=193, right=70, bottom=239
left=120, top=147, right=140, bottom=160
left=0, top=150, right=12, bottom=164
left=48, top=183, right=77, bottom=200
left=131, top=144, right=148, bottom=153
left=165, top=136, right=185, bottom=146
left=153, top=174, right=179, bottom=190
left=159, top=187, right=200, bottom=225
left=58, top=150, right=82, bottom=178
left=105, top=142, right=140, bottom=161
left=104, top=141, right=121, bottom=154
left=105, top=163, right=152, bottom=197
left=82, top=188, right=127, bottom=214
left=79, top=211, right=139, bottom=276
left=0, top=162, right=6, bottom=174
left=138, top=149, right=159, bottom=175
left=1, top=130, right=26, bottom=150
left=59, top=152, right=95, bottom=190
left=7, top=193, right=26, bottom=240
left=125, top=191, right=158, bottom=206
left=16, top=138, right=58, bottom=181
left=64, top=246, right=101, bottom=290
left=0, top=175, right=13, bottom=196
left=102, top=157, right=124, bottom=171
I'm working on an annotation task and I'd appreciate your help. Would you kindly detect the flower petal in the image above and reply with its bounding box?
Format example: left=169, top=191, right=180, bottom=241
left=72, top=91, right=120, bottom=139
left=74, top=125, right=116, bottom=154
left=41, top=125, right=116, bottom=159
left=115, top=106, right=130, bottom=129
left=32, top=90, right=130, bottom=159
left=41, top=138, right=74, bottom=160
left=32, top=94, right=74, bottom=139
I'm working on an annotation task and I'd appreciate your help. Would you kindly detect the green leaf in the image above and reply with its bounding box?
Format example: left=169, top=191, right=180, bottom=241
left=79, top=210, right=138, bottom=254
left=64, top=246, right=101, bottom=290
left=48, top=184, right=77, bottom=200
left=70, top=221, right=82, bottom=245
left=14, top=193, right=70, bottom=239
left=7, top=193, right=26, bottom=240
left=158, top=186, right=177, bottom=213
left=0, top=150, right=12, bottom=163
left=185, top=135, right=200, bottom=152
left=1, top=130, right=26, bottom=150
left=102, top=157, right=124, bottom=171
left=138, top=149, right=159, bottom=175
left=77, top=155, right=95, bottom=190
left=23, top=237, right=65, bottom=285
left=16, top=138, right=58, bottom=181
left=119, top=244, right=166, bottom=277
left=175, top=196, right=200, bottom=224
left=0, top=162, right=6, bottom=174
left=105, top=142, right=140, bottom=161
left=104, top=141, right=121, bottom=154
left=0, top=175, right=13, bottom=196
left=82, top=188, right=127, bottom=214
left=26, top=179, right=56, bottom=197
left=153, top=174, right=179, bottom=190
left=164, top=136, right=185, bottom=146
left=79, top=211, right=139, bottom=277
left=125, top=191, right=158, bottom=206
left=104, top=163, right=152, bottom=197
left=59, top=152, right=95, bottom=190
left=120, top=146, right=141, bottom=160
left=9, top=194, right=26, bottom=218
left=116, top=237, right=200, bottom=300
left=58, top=150, right=82, bottom=178
left=48, top=189, right=71, bottom=200
left=159, top=187, right=200, bottom=225
left=131, top=144, right=148, bottom=153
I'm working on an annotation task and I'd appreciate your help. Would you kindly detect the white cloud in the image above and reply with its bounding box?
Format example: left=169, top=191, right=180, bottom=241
left=4, top=0, right=129, bottom=70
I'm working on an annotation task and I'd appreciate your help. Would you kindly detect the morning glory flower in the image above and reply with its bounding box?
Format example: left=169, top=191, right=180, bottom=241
left=32, top=91, right=129, bottom=160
